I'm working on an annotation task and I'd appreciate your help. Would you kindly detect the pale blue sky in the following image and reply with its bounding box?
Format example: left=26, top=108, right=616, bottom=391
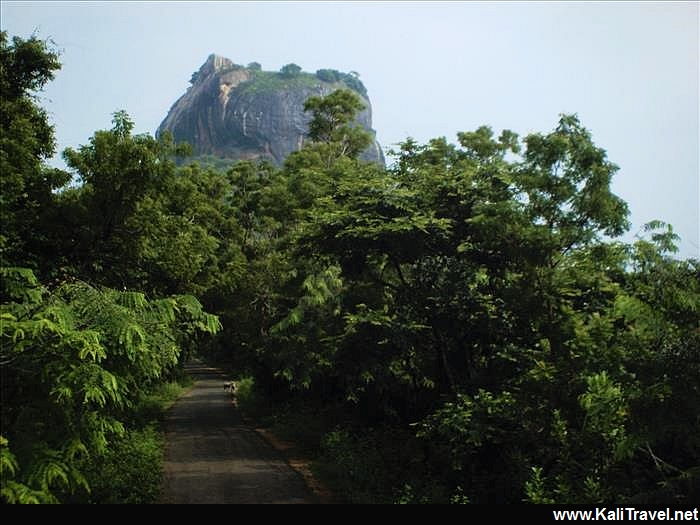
left=2, top=1, right=698, bottom=258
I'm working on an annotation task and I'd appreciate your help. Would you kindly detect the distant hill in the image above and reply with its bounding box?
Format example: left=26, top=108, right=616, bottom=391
left=157, top=54, right=384, bottom=166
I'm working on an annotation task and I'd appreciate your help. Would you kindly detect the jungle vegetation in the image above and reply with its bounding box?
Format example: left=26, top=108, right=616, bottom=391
left=1, top=31, right=698, bottom=504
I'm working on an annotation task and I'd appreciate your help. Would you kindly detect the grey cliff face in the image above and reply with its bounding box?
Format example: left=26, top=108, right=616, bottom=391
left=157, top=54, right=384, bottom=166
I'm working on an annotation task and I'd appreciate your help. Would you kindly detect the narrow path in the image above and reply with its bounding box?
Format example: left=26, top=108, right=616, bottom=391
left=160, top=361, right=314, bottom=504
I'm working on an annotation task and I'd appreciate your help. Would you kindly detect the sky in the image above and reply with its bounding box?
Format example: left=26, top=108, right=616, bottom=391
left=2, top=1, right=698, bottom=259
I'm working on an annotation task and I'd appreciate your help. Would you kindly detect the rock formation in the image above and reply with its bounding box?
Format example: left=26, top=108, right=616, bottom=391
left=157, top=54, right=384, bottom=166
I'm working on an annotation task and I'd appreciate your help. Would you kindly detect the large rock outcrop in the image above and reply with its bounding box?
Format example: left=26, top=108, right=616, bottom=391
left=157, top=54, right=384, bottom=166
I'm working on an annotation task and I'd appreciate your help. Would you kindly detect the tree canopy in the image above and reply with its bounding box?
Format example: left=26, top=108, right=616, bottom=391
left=279, top=63, right=302, bottom=77
left=0, top=31, right=67, bottom=269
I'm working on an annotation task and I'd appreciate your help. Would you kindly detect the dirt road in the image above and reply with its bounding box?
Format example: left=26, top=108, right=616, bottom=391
left=160, top=361, right=314, bottom=504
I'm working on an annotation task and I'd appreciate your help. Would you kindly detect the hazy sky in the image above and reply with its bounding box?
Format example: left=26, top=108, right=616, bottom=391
left=2, top=1, right=698, bottom=258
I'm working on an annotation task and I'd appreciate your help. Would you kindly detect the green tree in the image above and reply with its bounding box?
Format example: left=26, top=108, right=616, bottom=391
left=314, top=69, right=368, bottom=96
left=316, top=68, right=340, bottom=83
left=0, top=31, right=68, bottom=269
left=303, top=89, right=372, bottom=167
left=272, top=114, right=699, bottom=503
left=60, top=111, right=191, bottom=288
left=0, top=33, right=230, bottom=504
left=0, top=267, right=220, bottom=503
left=279, top=63, right=301, bottom=77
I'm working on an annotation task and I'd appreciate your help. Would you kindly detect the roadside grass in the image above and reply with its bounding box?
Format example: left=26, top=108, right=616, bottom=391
left=133, top=375, right=193, bottom=426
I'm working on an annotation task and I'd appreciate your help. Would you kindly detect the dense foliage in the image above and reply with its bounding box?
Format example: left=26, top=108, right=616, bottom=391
left=279, top=63, right=302, bottom=77
left=2, top=30, right=698, bottom=504
left=0, top=33, right=220, bottom=503
left=0, top=31, right=66, bottom=269
left=235, top=100, right=698, bottom=504
left=315, top=68, right=368, bottom=97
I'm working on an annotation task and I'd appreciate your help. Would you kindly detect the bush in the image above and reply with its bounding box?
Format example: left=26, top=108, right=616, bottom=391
left=279, top=63, right=302, bottom=77
left=232, top=376, right=271, bottom=419
left=315, top=69, right=340, bottom=83
left=129, top=379, right=191, bottom=427
left=315, top=68, right=368, bottom=96
left=313, top=426, right=430, bottom=504
left=71, top=426, right=163, bottom=504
